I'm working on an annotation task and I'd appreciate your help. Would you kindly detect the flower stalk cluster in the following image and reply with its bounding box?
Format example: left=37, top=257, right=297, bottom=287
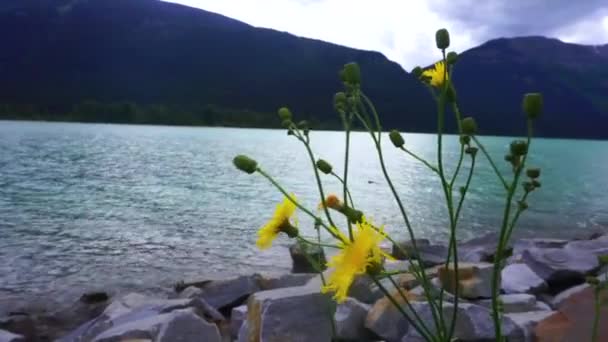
left=232, top=28, right=545, bottom=342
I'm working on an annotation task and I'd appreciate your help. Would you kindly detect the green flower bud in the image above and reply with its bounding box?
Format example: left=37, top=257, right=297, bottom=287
left=523, top=93, right=543, bottom=119
left=446, top=51, right=458, bottom=65
left=334, top=92, right=348, bottom=113
left=435, top=28, right=450, bottom=50
left=411, top=66, right=423, bottom=78
left=298, top=120, right=309, bottom=130
left=465, top=146, right=478, bottom=156
left=598, top=255, right=608, bottom=266
left=523, top=181, right=535, bottom=193
left=278, top=107, right=292, bottom=121
left=526, top=168, right=541, bottom=179
left=460, top=135, right=471, bottom=145
left=461, top=117, right=477, bottom=135
left=586, top=276, right=600, bottom=286
left=233, top=155, right=258, bottom=174
left=389, top=130, right=405, bottom=148
left=316, top=159, right=333, bottom=175
left=510, top=140, right=528, bottom=156
left=342, top=206, right=363, bottom=223
left=342, top=62, right=361, bottom=85
left=504, top=154, right=514, bottom=163
left=366, top=260, right=384, bottom=276
left=281, top=119, right=292, bottom=128
left=532, top=180, right=541, bottom=188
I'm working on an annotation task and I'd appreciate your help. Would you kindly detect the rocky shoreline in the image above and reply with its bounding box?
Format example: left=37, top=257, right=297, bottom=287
left=2, top=231, right=608, bottom=342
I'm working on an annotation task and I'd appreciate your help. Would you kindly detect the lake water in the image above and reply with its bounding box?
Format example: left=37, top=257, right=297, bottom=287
left=1, top=120, right=607, bottom=303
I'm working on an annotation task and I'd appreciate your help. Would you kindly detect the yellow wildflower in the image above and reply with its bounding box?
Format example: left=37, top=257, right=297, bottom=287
left=422, top=61, right=449, bottom=88
left=256, top=194, right=298, bottom=250
left=322, top=219, right=387, bottom=302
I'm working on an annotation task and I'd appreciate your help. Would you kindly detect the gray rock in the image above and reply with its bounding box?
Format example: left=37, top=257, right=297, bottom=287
left=306, top=273, right=378, bottom=304
left=476, top=294, right=537, bottom=313
left=417, top=244, right=450, bottom=267
left=0, top=330, right=25, bottom=342
left=230, top=305, right=247, bottom=339
left=512, top=238, right=569, bottom=257
left=566, top=234, right=608, bottom=257
left=334, top=298, right=375, bottom=341
left=246, top=286, right=333, bottom=342
left=459, top=232, right=508, bottom=263
left=258, top=273, right=316, bottom=290
left=521, top=247, right=599, bottom=286
left=391, top=239, right=431, bottom=260
left=534, top=301, right=552, bottom=311
left=438, top=262, right=495, bottom=299
left=365, top=294, right=409, bottom=342
left=91, top=308, right=221, bottom=342
left=197, top=275, right=262, bottom=311
left=506, top=310, right=556, bottom=342
left=237, top=319, right=248, bottom=342
left=290, top=243, right=327, bottom=273
left=400, top=302, right=524, bottom=342
left=501, top=263, right=547, bottom=294
left=551, top=283, right=590, bottom=309
left=178, top=286, right=203, bottom=299
left=58, top=293, right=223, bottom=341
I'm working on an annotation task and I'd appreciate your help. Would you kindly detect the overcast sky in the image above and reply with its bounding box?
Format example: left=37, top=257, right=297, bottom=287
left=166, top=0, right=608, bottom=69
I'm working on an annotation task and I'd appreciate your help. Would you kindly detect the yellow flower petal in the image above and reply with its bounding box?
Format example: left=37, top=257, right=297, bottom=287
left=422, top=61, right=448, bottom=88
left=256, top=194, right=297, bottom=250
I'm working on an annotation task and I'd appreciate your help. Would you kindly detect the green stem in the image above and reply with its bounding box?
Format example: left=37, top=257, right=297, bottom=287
left=449, top=145, right=465, bottom=189
left=371, top=276, right=436, bottom=342
left=298, top=236, right=340, bottom=249
left=400, top=147, right=440, bottom=174
left=454, top=155, right=476, bottom=224
left=592, top=287, right=601, bottom=342
left=503, top=191, right=530, bottom=245
left=330, top=172, right=355, bottom=209
left=353, top=100, right=444, bottom=336
left=472, top=136, right=509, bottom=191
left=256, top=168, right=346, bottom=243
left=491, top=119, right=533, bottom=341
left=386, top=275, right=436, bottom=341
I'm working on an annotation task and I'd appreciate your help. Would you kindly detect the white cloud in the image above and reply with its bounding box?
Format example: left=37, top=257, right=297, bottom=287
left=164, top=0, right=608, bottom=69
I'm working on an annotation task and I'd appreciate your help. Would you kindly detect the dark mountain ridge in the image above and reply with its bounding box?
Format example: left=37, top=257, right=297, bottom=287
left=0, top=0, right=606, bottom=138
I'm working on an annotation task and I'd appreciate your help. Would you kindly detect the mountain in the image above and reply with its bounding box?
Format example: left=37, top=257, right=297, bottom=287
left=0, top=0, right=606, bottom=138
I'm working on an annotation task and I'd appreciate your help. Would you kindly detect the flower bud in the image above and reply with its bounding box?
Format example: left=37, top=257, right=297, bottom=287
left=435, top=28, right=450, bottom=50
left=316, top=159, right=333, bottom=175
left=366, top=260, right=384, bottom=276
left=278, top=107, right=292, bottom=121
left=334, top=92, right=347, bottom=113
left=281, top=119, right=292, bottom=128
left=297, top=120, right=309, bottom=133
left=532, top=180, right=541, bottom=188
left=526, top=168, right=541, bottom=179
left=598, top=255, right=608, bottom=266
left=504, top=154, right=514, bottom=163
left=233, top=155, right=258, bottom=174
left=461, top=117, right=477, bottom=135
left=342, top=206, right=363, bottom=223
left=446, top=51, right=458, bottom=65
left=342, top=62, right=361, bottom=85
left=510, top=140, right=528, bottom=156
left=465, top=146, right=478, bottom=156
left=389, top=130, right=405, bottom=148
left=523, top=181, right=535, bottom=193
left=411, top=66, right=423, bottom=78
left=459, top=135, right=471, bottom=145
left=523, top=93, right=543, bottom=119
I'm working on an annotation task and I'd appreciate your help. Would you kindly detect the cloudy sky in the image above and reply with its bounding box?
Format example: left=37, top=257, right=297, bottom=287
left=166, top=0, right=608, bottom=69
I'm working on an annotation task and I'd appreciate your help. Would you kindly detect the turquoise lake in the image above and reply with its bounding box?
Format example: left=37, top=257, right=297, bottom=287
left=1, top=120, right=607, bottom=301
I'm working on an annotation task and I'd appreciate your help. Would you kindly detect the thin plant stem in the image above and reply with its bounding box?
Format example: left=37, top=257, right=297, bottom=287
left=342, top=115, right=354, bottom=240
left=330, top=172, right=355, bottom=208
left=400, top=147, right=440, bottom=174
left=491, top=119, right=534, bottom=341
left=352, top=100, right=445, bottom=337
left=472, top=136, right=509, bottom=191
left=371, top=276, right=437, bottom=342
left=386, top=275, right=436, bottom=340
left=449, top=145, right=465, bottom=188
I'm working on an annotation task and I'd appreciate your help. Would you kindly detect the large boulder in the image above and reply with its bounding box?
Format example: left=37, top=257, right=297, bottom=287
left=459, top=232, right=510, bottom=263
left=334, top=298, right=376, bottom=341
left=58, top=293, right=223, bottom=341
left=306, top=273, right=378, bottom=304
left=245, top=286, right=334, bottom=342
left=399, top=302, right=524, bottom=341
left=289, top=243, right=327, bottom=273
left=512, top=238, right=569, bottom=258
left=501, top=263, right=548, bottom=294
left=438, top=262, right=494, bottom=299
left=365, top=291, right=414, bottom=342
left=506, top=310, right=557, bottom=342
left=521, top=247, right=599, bottom=289
left=0, top=330, right=24, bottom=342
left=178, top=275, right=262, bottom=313
left=258, top=273, right=316, bottom=290
left=391, top=239, right=431, bottom=260
left=565, top=233, right=608, bottom=257
left=476, top=294, right=538, bottom=313
left=90, top=308, right=221, bottom=342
